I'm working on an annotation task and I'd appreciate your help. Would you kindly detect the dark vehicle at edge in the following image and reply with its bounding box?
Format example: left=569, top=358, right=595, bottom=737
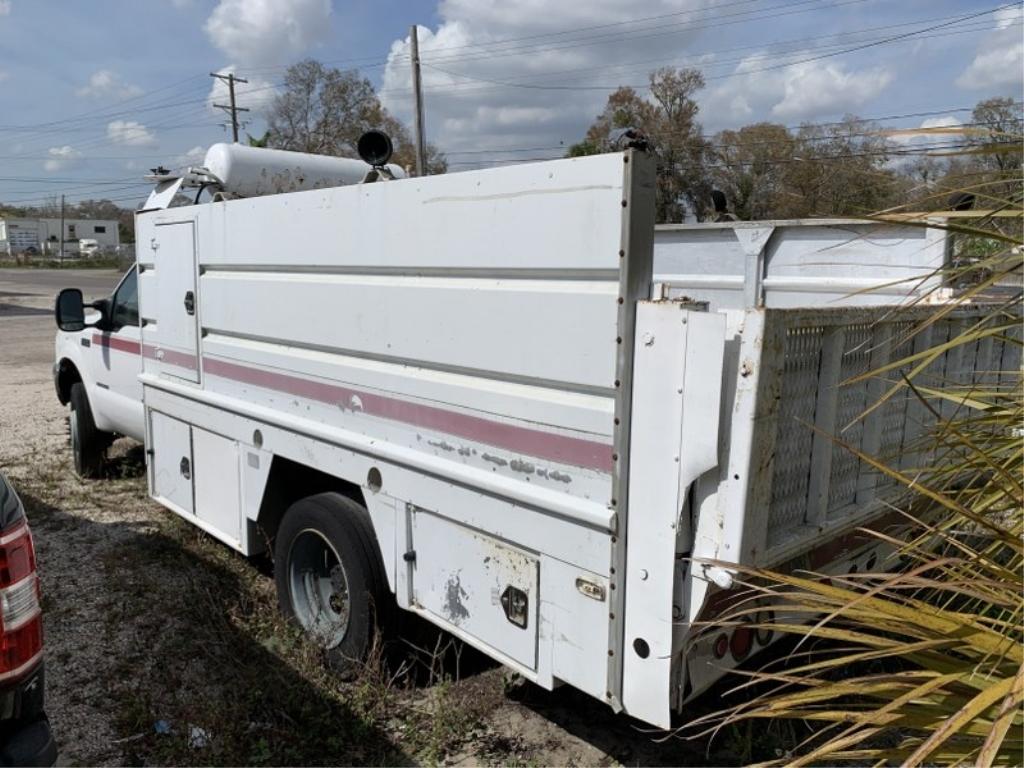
left=0, top=474, right=56, bottom=766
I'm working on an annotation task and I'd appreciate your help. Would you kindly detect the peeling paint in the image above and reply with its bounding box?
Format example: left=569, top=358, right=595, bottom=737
left=509, top=458, right=535, bottom=474
left=482, top=453, right=508, bottom=467
left=443, top=572, right=471, bottom=625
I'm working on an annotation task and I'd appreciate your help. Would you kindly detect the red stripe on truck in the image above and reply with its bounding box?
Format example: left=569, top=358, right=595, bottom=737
left=89, top=333, right=614, bottom=472
left=93, top=333, right=198, bottom=370
left=204, top=356, right=614, bottom=473
left=93, top=333, right=140, bottom=355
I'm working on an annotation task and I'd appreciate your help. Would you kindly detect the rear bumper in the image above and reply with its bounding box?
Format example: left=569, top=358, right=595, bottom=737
left=0, top=714, right=57, bottom=767
left=0, top=662, right=56, bottom=767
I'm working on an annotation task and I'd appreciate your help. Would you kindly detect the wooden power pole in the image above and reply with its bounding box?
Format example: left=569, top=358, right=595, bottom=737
left=59, top=194, right=65, bottom=266
left=210, top=72, right=250, bottom=143
left=409, top=25, right=427, bottom=176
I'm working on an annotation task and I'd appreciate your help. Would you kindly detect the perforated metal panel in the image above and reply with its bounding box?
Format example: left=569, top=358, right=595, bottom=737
left=878, top=324, right=914, bottom=467
left=828, top=324, right=871, bottom=516
left=767, top=326, right=823, bottom=546
left=756, top=308, right=1019, bottom=561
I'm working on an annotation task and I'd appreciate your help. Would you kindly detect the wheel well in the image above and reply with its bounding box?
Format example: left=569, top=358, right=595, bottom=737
left=56, top=359, right=82, bottom=405
left=255, top=456, right=366, bottom=547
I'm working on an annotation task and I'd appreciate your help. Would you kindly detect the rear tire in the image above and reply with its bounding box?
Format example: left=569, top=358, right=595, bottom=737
left=69, top=382, right=108, bottom=478
left=274, top=492, right=389, bottom=676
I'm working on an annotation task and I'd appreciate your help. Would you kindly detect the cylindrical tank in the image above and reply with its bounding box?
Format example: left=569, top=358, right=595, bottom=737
left=201, top=143, right=404, bottom=197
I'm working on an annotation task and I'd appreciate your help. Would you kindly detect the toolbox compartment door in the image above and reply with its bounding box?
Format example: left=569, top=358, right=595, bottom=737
left=149, top=411, right=193, bottom=514
left=192, top=427, right=242, bottom=548
left=411, top=511, right=539, bottom=670
left=145, top=220, right=200, bottom=383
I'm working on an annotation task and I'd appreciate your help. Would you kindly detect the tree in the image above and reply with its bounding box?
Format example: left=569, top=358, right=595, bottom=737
left=265, top=59, right=447, bottom=174
left=782, top=116, right=899, bottom=217
left=246, top=131, right=271, bottom=148
left=569, top=67, right=711, bottom=222
left=965, top=96, right=1023, bottom=177
left=710, top=123, right=795, bottom=220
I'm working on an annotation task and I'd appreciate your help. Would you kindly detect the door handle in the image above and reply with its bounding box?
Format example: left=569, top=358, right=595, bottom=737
left=180, top=457, right=191, bottom=479
left=183, top=290, right=195, bottom=315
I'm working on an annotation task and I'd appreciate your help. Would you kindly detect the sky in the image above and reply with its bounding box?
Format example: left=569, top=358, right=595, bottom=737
left=0, top=0, right=1020, bottom=210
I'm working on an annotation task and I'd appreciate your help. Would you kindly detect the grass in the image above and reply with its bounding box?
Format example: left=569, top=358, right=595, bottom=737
left=9, top=442, right=498, bottom=766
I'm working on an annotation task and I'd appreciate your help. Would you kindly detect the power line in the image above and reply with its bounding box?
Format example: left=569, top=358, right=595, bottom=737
left=395, top=0, right=795, bottom=60
left=421, top=5, right=1013, bottom=92
left=406, top=17, right=1005, bottom=94
left=0, top=74, right=208, bottom=134
left=241, top=0, right=838, bottom=76
left=440, top=115, right=1023, bottom=158
left=414, top=0, right=873, bottom=67
left=444, top=139, right=996, bottom=168
left=375, top=19, right=1011, bottom=103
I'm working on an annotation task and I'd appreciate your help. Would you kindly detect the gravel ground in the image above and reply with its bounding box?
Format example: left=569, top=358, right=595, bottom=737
left=0, top=269, right=147, bottom=764
left=0, top=269, right=742, bottom=767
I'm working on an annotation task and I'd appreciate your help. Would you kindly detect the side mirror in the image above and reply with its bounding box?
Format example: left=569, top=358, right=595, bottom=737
left=55, top=288, right=86, bottom=332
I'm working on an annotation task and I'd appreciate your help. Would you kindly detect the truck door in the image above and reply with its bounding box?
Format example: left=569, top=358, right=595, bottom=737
left=146, top=221, right=200, bottom=383
left=90, top=266, right=144, bottom=440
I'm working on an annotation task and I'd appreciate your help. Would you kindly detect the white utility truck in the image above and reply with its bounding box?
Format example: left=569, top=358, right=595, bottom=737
left=52, top=140, right=1017, bottom=728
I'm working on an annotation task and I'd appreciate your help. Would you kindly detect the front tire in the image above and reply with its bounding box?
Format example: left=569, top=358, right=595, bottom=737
left=274, top=492, right=389, bottom=675
left=69, top=382, right=108, bottom=478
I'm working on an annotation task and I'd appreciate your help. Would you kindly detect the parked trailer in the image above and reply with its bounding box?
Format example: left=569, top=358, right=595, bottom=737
left=55, top=149, right=1016, bottom=729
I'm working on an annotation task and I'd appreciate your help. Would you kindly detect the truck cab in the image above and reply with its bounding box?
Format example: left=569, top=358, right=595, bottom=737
left=53, top=267, right=144, bottom=476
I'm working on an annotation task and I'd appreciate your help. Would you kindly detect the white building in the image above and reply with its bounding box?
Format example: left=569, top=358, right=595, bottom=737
left=0, top=217, right=120, bottom=255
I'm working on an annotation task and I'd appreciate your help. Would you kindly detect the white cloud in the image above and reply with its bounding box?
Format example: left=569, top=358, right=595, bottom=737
left=994, top=5, right=1024, bottom=30
left=771, top=62, right=892, bottom=119
left=44, top=146, right=82, bottom=172
left=956, top=8, right=1024, bottom=91
left=381, top=2, right=713, bottom=164
left=380, top=2, right=906, bottom=166
left=0, top=2, right=11, bottom=16
left=920, top=116, right=961, bottom=130
left=76, top=69, right=143, bottom=99
left=204, top=0, right=331, bottom=68
left=702, top=55, right=893, bottom=125
left=107, top=120, right=156, bottom=146
left=887, top=115, right=963, bottom=147
left=175, top=145, right=207, bottom=167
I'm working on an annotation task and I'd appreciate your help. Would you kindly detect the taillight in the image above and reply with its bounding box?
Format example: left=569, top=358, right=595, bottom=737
left=0, top=520, right=43, bottom=681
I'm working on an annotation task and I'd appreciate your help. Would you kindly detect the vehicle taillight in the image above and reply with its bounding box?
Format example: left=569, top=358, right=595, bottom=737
left=0, top=520, right=43, bottom=681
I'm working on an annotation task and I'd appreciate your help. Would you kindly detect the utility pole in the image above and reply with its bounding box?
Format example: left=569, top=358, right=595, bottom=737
left=59, top=194, right=65, bottom=266
left=210, top=72, right=250, bottom=143
left=409, top=25, right=427, bottom=176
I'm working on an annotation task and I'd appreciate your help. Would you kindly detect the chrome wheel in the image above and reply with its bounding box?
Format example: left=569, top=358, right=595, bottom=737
left=287, top=528, right=351, bottom=648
